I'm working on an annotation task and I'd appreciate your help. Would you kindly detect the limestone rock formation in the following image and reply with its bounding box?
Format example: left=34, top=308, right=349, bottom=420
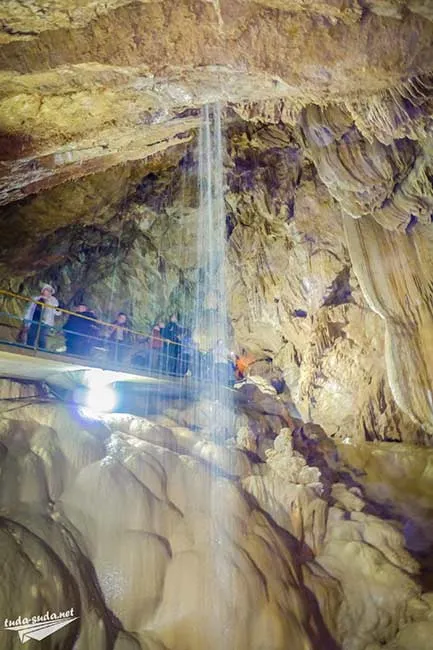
left=345, top=216, right=433, bottom=434
left=0, top=2, right=432, bottom=443
left=0, top=0, right=433, bottom=201
left=1, top=377, right=433, bottom=650
left=1, top=1, right=433, bottom=648
left=0, top=114, right=431, bottom=442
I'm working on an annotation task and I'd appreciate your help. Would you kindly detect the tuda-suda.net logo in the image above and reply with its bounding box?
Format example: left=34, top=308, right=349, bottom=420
left=4, top=608, right=78, bottom=643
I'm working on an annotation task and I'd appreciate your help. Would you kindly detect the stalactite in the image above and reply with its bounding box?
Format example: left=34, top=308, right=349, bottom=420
left=345, top=74, right=433, bottom=144
left=344, top=215, right=433, bottom=434
left=300, top=102, right=433, bottom=230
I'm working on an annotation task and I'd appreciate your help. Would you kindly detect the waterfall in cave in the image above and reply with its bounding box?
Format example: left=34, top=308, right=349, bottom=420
left=194, top=103, right=234, bottom=441
left=193, top=102, right=238, bottom=646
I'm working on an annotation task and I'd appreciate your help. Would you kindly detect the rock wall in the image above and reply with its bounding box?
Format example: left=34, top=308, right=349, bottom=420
left=0, top=2, right=432, bottom=441
left=345, top=216, right=433, bottom=435
left=225, top=121, right=429, bottom=442
left=0, top=114, right=431, bottom=442
left=1, top=377, right=432, bottom=650
left=1, top=1, right=432, bottom=203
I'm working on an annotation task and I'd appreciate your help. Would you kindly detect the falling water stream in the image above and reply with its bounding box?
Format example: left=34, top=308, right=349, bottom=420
left=194, top=103, right=234, bottom=440
left=193, top=103, right=238, bottom=645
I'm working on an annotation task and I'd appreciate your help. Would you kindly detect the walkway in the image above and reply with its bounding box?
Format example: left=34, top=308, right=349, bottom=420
left=0, top=290, right=240, bottom=413
left=0, top=343, right=204, bottom=412
left=1, top=289, right=192, bottom=378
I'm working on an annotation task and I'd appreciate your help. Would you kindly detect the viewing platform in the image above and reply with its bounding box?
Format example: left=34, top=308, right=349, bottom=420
left=0, top=342, right=207, bottom=413
left=0, top=290, right=241, bottom=413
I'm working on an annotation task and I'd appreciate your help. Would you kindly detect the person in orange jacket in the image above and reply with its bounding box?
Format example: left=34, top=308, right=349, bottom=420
left=235, top=349, right=255, bottom=380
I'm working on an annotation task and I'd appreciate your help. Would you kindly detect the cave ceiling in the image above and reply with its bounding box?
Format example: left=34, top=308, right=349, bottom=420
left=0, top=0, right=432, bottom=204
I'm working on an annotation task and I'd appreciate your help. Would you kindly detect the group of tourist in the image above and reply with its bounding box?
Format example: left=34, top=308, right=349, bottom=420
left=20, top=285, right=125, bottom=358
left=18, top=285, right=254, bottom=381
left=132, top=315, right=199, bottom=375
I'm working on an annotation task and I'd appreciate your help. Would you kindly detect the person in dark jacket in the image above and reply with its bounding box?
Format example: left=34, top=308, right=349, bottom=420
left=63, top=304, right=98, bottom=357
left=178, top=328, right=196, bottom=376
left=161, top=314, right=181, bottom=374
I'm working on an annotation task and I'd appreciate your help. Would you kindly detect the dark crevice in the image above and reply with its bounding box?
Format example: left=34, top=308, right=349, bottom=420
left=405, top=213, right=418, bottom=233
left=0, top=23, right=38, bottom=36
left=322, top=267, right=352, bottom=307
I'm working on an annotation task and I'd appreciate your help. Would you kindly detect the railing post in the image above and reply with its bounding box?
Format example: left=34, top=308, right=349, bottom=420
left=35, top=316, right=42, bottom=352
left=1, top=289, right=201, bottom=378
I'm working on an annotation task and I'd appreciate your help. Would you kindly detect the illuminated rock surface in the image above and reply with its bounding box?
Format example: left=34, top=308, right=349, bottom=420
left=1, top=378, right=433, bottom=650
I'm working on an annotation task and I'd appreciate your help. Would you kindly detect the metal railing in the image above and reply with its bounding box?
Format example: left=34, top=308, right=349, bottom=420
left=0, top=289, right=234, bottom=383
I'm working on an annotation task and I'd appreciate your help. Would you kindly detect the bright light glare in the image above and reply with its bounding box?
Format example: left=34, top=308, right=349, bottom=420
left=71, top=370, right=126, bottom=414
left=84, top=384, right=117, bottom=413
left=82, top=371, right=118, bottom=413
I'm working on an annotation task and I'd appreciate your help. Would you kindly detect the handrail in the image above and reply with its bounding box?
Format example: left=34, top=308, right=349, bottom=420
left=0, top=291, right=238, bottom=385
left=0, top=288, right=184, bottom=349
left=0, top=308, right=199, bottom=376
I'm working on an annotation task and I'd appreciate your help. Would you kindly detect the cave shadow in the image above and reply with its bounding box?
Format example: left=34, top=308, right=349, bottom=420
left=240, top=490, right=342, bottom=650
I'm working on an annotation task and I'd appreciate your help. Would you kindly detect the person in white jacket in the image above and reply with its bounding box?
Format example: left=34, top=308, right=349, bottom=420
left=24, top=284, right=60, bottom=349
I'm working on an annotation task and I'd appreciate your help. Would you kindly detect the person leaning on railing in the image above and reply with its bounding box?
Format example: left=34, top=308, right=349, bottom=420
left=63, top=303, right=99, bottom=357
left=162, top=315, right=181, bottom=374
left=107, top=312, right=132, bottom=362
left=149, top=320, right=164, bottom=370
left=21, top=284, right=60, bottom=349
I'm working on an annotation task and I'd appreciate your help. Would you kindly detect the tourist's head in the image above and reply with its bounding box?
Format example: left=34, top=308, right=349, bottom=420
left=75, top=303, right=88, bottom=313
left=158, top=321, right=165, bottom=329
left=116, top=312, right=127, bottom=324
left=170, top=314, right=178, bottom=323
left=41, top=284, right=55, bottom=298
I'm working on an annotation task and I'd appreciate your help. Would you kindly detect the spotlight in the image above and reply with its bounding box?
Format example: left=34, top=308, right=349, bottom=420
left=81, top=370, right=119, bottom=413
left=84, top=383, right=117, bottom=413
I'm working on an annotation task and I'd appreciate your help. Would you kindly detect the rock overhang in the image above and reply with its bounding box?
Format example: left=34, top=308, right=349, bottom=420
left=0, top=0, right=432, bottom=204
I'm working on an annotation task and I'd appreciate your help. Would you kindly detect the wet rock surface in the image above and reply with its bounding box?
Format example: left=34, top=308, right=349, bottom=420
left=0, top=378, right=432, bottom=650
left=0, top=1, right=432, bottom=200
